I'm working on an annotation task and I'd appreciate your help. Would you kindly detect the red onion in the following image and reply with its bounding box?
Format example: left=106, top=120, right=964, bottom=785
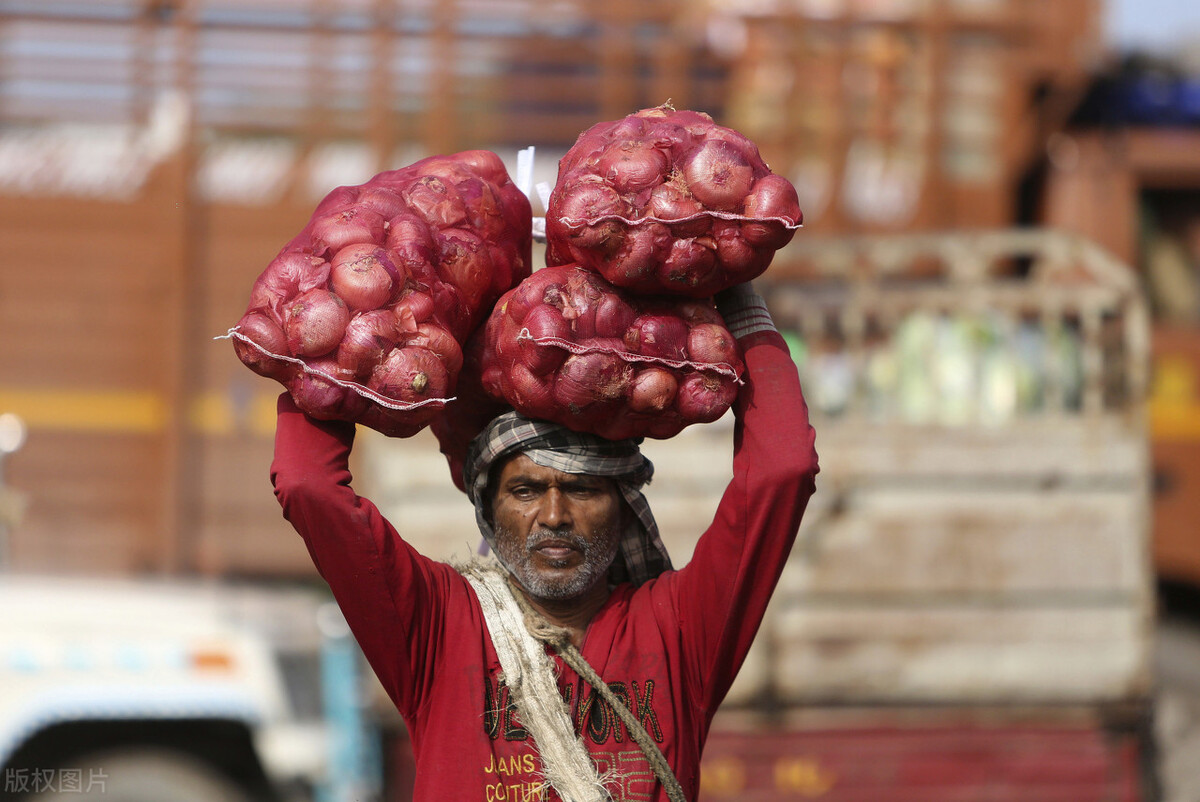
left=625, top=313, right=689, bottom=360
left=647, top=180, right=709, bottom=237
left=435, top=228, right=493, bottom=307
left=687, top=323, right=740, bottom=366
left=356, top=186, right=407, bottom=219
left=741, top=173, right=802, bottom=248
left=284, top=289, right=350, bottom=357
left=597, top=140, right=668, bottom=194
left=456, top=149, right=509, bottom=184
left=607, top=223, right=673, bottom=286
left=553, top=351, right=632, bottom=412
left=393, top=288, right=436, bottom=328
left=683, top=140, right=754, bottom=211
left=310, top=205, right=386, bottom=254
left=248, top=252, right=330, bottom=315
left=337, top=310, right=400, bottom=378
left=593, top=293, right=637, bottom=339
left=329, top=243, right=401, bottom=312
left=233, top=311, right=292, bottom=380
left=711, top=219, right=760, bottom=276
left=457, top=176, right=503, bottom=236
left=629, top=367, right=678, bottom=413
left=675, top=372, right=737, bottom=423
left=289, top=359, right=361, bottom=420
left=517, top=304, right=570, bottom=376
left=657, top=237, right=719, bottom=294
left=405, top=322, right=464, bottom=377
left=675, top=299, right=724, bottom=326
left=554, top=179, right=627, bottom=251
left=402, top=176, right=467, bottom=228
left=369, top=347, right=450, bottom=404
left=504, top=362, right=557, bottom=412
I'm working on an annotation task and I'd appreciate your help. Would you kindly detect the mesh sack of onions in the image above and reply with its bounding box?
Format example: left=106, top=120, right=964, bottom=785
left=228, top=150, right=533, bottom=437
left=544, top=105, right=802, bottom=298
left=478, top=264, right=744, bottom=441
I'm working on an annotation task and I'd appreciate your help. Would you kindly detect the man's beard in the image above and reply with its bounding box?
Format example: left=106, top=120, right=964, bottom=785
left=492, top=526, right=620, bottom=601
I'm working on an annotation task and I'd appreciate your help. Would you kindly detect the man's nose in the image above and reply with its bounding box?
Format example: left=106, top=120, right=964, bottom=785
left=538, top=488, right=571, bottom=529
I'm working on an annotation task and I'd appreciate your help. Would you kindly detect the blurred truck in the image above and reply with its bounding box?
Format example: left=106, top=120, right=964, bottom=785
left=0, top=423, right=379, bottom=802
left=352, top=228, right=1157, bottom=800
left=686, top=229, right=1157, bottom=801
left=0, top=574, right=382, bottom=802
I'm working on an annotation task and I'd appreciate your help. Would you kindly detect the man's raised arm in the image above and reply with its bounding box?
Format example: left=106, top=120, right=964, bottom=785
left=271, top=392, right=455, bottom=717
left=671, top=284, right=819, bottom=711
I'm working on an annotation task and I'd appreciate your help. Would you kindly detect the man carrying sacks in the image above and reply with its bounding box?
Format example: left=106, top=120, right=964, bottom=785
left=271, top=282, right=818, bottom=801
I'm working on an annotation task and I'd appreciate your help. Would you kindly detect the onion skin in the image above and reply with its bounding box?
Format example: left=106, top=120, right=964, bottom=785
left=248, top=252, right=329, bottom=316
left=675, top=372, right=737, bottom=423
left=683, top=139, right=754, bottom=211
left=369, top=347, right=450, bottom=404
left=629, top=367, right=678, bottom=413
left=553, top=351, right=632, bottom=414
left=435, top=227, right=493, bottom=308
left=329, top=243, right=400, bottom=312
left=687, top=323, right=741, bottom=366
left=625, top=314, right=689, bottom=361
left=517, top=304, right=570, bottom=376
left=593, top=293, right=637, bottom=339
left=288, top=359, right=364, bottom=421
left=597, top=140, right=668, bottom=194
left=356, top=186, right=407, bottom=219
left=741, top=173, right=802, bottom=248
left=337, top=310, right=399, bottom=378
left=402, top=175, right=467, bottom=228
left=233, top=311, right=292, bottom=381
left=404, top=322, right=464, bottom=378
left=284, top=289, right=350, bottom=358
left=309, top=205, right=387, bottom=254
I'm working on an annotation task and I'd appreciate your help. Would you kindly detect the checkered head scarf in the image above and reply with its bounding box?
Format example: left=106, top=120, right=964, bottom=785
left=463, top=411, right=672, bottom=587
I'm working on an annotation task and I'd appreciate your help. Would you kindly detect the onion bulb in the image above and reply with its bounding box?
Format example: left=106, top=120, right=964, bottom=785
left=337, top=310, right=399, bottom=378
left=233, top=311, right=292, bottom=380
left=369, top=347, right=450, bottom=404
left=687, top=323, right=740, bottom=366
left=284, top=289, right=350, bottom=357
left=625, top=313, right=689, bottom=361
left=675, top=372, right=737, bottom=423
left=310, top=205, right=386, bottom=254
left=329, top=243, right=401, bottom=311
left=682, top=140, right=754, bottom=211
left=629, top=367, right=678, bottom=413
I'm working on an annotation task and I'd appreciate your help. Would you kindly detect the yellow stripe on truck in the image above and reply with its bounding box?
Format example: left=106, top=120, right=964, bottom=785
left=0, top=389, right=279, bottom=437
left=0, top=389, right=167, bottom=434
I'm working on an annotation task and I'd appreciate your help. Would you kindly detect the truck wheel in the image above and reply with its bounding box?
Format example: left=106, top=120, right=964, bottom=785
left=26, top=749, right=253, bottom=802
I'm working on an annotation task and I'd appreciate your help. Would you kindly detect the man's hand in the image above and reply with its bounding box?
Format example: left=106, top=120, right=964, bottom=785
left=715, top=282, right=777, bottom=341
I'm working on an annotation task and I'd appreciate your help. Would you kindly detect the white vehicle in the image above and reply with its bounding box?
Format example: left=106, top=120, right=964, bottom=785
left=0, top=574, right=379, bottom=802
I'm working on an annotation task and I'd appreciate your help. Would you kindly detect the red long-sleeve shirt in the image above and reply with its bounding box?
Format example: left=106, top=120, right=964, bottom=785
left=271, top=329, right=818, bottom=801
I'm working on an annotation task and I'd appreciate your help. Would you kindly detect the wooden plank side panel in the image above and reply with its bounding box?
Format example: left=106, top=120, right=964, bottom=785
left=782, top=488, right=1147, bottom=595
left=0, top=196, right=175, bottom=388
left=769, top=605, right=1149, bottom=704
left=189, top=201, right=324, bottom=575
left=6, top=431, right=161, bottom=574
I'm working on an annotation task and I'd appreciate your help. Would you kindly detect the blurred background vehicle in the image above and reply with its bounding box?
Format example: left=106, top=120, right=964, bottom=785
left=1, top=0, right=1199, bottom=800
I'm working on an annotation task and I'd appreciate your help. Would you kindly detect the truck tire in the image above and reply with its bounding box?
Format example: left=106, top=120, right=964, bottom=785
left=26, top=748, right=253, bottom=802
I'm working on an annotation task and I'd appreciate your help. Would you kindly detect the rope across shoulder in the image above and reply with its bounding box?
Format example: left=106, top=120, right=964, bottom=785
left=459, top=559, right=688, bottom=802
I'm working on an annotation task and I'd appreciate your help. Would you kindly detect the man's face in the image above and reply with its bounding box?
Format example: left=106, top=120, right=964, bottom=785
left=490, top=454, right=624, bottom=602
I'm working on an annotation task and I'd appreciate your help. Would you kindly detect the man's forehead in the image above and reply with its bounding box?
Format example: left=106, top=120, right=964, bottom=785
left=496, top=453, right=609, bottom=486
